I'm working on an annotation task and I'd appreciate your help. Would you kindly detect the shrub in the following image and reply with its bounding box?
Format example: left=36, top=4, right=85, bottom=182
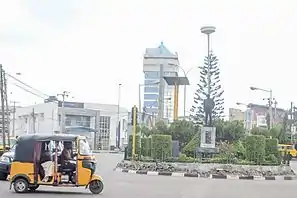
left=233, top=140, right=245, bottom=159
left=182, top=133, right=200, bottom=158
left=177, top=154, right=196, bottom=163
left=151, top=134, right=172, bottom=160
left=265, top=138, right=278, bottom=156
left=127, top=135, right=141, bottom=158
left=265, top=154, right=279, bottom=164
left=245, top=135, right=265, bottom=164
left=141, top=138, right=151, bottom=157
left=218, top=142, right=237, bottom=163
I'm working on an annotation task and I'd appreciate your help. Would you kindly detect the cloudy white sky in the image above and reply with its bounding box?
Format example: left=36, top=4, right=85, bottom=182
left=1, top=0, right=297, bottom=115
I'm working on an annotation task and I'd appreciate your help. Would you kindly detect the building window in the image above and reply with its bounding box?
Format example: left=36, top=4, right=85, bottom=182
left=144, top=94, right=159, bottom=100
left=144, top=71, right=159, bottom=78
left=164, top=71, right=178, bottom=77
left=144, top=86, right=159, bottom=93
left=64, top=115, right=91, bottom=127
left=146, top=107, right=158, bottom=114
left=145, top=80, right=158, bottom=85
left=97, top=116, right=111, bottom=150
left=144, top=101, right=158, bottom=108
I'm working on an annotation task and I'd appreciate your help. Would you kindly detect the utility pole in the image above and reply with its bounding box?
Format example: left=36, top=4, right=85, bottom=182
left=10, top=101, right=19, bottom=137
left=274, top=99, right=277, bottom=122
left=31, top=108, right=36, bottom=134
left=269, top=90, right=273, bottom=128
left=3, top=72, right=10, bottom=147
left=291, top=102, right=294, bottom=143
left=158, top=63, right=164, bottom=120
left=263, top=96, right=274, bottom=129
left=131, top=105, right=138, bottom=160
left=0, top=65, right=6, bottom=150
left=116, top=84, right=122, bottom=149
left=57, top=91, right=69, bottom=133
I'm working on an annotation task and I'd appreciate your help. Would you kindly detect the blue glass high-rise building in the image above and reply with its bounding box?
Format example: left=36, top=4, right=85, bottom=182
left=142, top=42, right=179, bottom=122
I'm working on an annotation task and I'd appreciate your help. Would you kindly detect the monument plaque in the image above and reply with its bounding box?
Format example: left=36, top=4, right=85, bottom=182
left=200, top=126, right=216, bottom=148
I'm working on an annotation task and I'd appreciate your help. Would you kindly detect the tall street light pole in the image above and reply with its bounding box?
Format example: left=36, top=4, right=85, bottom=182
left=250, top=86, right=273, bottom=128
left=168, top=63, right=195, bottom=119
left=116, top=83, right=122, bottom=148
left=201, top=26, right=216, bottom=95
left=236, top=102, right=252, bottom=134
left=10, top=101, right=19, bottom=137
left=57, top=91, right=69, bottom=133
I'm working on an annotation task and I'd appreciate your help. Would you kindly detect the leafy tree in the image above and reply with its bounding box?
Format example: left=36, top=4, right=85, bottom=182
left=151, top=120, right=169, bottom=135
left=280, top=113, right=290, bottom=144
left=215, top=120, right=245, bottom=142
left=251, top=124, right=288, bottom=144
left=190, top=52, right=224, bottom=124
left=269, top=125, right=287, bottom=143
left=140, top=124, right=151, bottom=137
left=250, top=127, right=270, bottom=137
left=168, top=120, right=197, bottom=149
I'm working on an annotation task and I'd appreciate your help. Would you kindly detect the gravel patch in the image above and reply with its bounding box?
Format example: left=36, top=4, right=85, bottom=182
left=116, top=160, right=295, bottom=177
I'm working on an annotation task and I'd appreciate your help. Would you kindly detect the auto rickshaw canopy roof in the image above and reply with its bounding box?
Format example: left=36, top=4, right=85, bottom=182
left=17, top=133, right=83, bottom=142
left=14, top=134, right=85, bottom=163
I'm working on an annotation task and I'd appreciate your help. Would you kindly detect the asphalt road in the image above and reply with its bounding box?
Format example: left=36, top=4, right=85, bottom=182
left=1, top=153, right=297, bottom=197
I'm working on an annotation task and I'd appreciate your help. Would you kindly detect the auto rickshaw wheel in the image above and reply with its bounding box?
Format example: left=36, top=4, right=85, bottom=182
left=28, top=185, right=39, bottom=191
left=13, top=178, right=29, bottom=193
left=89, top=180, right=103, bottom=194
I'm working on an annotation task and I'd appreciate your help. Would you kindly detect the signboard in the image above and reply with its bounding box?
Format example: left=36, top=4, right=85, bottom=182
left=200, top=126, right=216, bottom=148
left=58, top=101, right=84, bottom=108
left=256, top=115, right=267, bottom=127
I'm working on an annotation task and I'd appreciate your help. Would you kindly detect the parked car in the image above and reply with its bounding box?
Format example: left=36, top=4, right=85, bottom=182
left=0, top=137, right=17, bottom=156
left=0, top=145, right=15, bottom=180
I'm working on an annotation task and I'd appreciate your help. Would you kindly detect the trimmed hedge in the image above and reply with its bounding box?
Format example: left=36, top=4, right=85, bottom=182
left=127, top=135, right=141, bottom=157
left=265, top=138, right=279, bottom=156
left=151, top=134, right=172, bottom=160
left=245, top=135, right=265, bottom=164
left=141, top=138, right=151, bottom=157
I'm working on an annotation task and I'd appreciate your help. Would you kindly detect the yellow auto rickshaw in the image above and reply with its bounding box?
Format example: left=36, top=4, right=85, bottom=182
left=278, top=144, right=297, bottom=158
left=9, top=134, right=104, bottom=194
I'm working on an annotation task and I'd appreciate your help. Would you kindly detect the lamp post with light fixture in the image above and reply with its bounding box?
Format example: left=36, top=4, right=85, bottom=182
left=250, top=86, right=273, bottom=128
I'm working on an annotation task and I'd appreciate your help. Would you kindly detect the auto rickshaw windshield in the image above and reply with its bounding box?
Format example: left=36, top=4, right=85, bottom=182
left=79, top=139, right=92, bottom=155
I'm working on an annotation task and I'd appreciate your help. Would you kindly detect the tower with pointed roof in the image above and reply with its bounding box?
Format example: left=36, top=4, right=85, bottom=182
left=142, top=42, right=179, bottom=122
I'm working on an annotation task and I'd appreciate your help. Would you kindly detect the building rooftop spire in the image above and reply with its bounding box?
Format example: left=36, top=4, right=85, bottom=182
left=144, top=41, right=177, bottom=58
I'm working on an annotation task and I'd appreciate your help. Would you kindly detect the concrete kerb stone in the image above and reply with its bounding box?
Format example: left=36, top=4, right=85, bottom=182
left=114, top=168, right=297, bottom=181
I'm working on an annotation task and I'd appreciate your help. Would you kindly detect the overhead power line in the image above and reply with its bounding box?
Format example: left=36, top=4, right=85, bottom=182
left=6, top=73, right=49, bottom=98
left=9, top=82, right=46, bottom=99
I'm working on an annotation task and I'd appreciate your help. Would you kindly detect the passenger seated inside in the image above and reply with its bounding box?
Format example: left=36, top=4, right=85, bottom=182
left=40, top=141, right=54, bottom=182
left=60, top=141, right=76, bottom=172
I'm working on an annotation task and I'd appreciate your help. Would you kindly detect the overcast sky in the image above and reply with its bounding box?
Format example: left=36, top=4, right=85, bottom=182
left=1, top=0, right=297, bottom=115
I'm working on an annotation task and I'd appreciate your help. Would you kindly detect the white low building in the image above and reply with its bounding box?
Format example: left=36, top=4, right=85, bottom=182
left=10, top=101, right=128, bottom=150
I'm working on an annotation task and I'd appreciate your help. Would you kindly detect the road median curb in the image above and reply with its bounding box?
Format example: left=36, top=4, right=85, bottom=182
left=114, top=168, right=297, bottom=181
